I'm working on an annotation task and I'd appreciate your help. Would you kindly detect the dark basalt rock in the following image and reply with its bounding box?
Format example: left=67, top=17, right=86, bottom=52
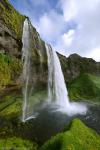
left=58, top=53, right=100, bottom=84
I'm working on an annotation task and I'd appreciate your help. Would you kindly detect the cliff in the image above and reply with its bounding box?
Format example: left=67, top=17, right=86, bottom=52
left=58, top=53, right=100, bottom=101
left=0, top=0, right=47, bottom=93
left=58, top=53, right=100, bottom=83
left=0, top=0, right=100, bottom=102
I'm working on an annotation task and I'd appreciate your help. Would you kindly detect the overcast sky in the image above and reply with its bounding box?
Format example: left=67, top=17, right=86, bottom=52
left=9, top=0, right=100, bottom=61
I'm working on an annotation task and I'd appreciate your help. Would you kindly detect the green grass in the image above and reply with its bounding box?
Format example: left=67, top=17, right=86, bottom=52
left=89, top=74, right=100, bottom=89
left=0, top=137, right=37, bottom=150
left=0, top=90, right=47, bottom=118
left=40, top=119, right=100, bottom=150
left=68, top=73, right=100, bottom=101
left=0, top=92, right=22, bottom=118
left=0, top=52, right=22, bottom=89
left=0, top=53, right=11, bottom=89
left=0, top=97, right=22, bottom=118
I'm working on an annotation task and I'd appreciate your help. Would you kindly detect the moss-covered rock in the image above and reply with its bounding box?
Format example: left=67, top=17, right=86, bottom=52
left=0, top=0, right=25, bottom=38
left=0, top=0, right=48, bottom=92
left=0, top=136, right=38, bottom=150
left=58, top=53, right=100, bottom=101
left=68, top=73, right=100, bottom=101
left=40, top=119, right=100, bottom=150
left=0, top=52, right=22, bottom=89
left=58, top=53, right=100, bottom=84
left=0, top=0, right=24, bottom=90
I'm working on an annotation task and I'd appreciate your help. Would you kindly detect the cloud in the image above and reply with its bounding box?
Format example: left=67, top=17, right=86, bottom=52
left=88, top=47, right=100, bottom=62
left=56, top=0, right=100, bottom=61
left=34, top=0, right=100, bottom=61
left=9, top=0, right=100, bottom=61
left=61, top=29, right=75, bottom=47
left=34, top=10, right=66, bottom=43
left=59, top=0, right=78, bottom=21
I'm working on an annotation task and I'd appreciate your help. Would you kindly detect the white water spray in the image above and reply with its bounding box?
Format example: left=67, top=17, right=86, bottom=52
left=45, top=44, right=87, bottom=116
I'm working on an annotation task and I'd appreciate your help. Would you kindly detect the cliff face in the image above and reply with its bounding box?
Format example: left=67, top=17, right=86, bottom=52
left=0, top=0, right=100, bottom=101
left=0, top=0, right=24, bottom=90
left=0, top=0, right=47, bottom=92
left=58, top=53, right=100, bottom=83
left=58, top=53, right=100, bottom=101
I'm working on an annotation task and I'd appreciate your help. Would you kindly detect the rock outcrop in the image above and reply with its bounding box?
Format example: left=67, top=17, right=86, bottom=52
left=58, top=53, right=100, bottom=84
left=40, top=119, right=100, bottom=150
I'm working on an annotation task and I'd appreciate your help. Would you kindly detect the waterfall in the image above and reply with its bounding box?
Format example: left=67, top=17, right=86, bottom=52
left=22, top=19, right=30, bottom=122
left=45, top=44, right=87, bottom=116
left=22, top=19, right=38, bottom=122
left=22, top=19, right=87, bottom=122
left=45, top=44, right=69, bottom=106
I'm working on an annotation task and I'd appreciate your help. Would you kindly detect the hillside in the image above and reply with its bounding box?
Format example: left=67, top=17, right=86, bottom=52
left=68, top=73, right=100, bottom=101
left=40, top=119, right=100, bottom=150
left=58, top=53, right=100, bottom=101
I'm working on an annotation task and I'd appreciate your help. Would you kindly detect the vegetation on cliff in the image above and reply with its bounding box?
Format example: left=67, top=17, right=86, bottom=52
left=68, top=73, right=100, bottom=101
left=0, top=52, right=22, bottom=89
left=0, top=0, right=25, bottom=38
left=40, top=119, right=100, bottom=150
left=0, top=137, right=38, bottom=150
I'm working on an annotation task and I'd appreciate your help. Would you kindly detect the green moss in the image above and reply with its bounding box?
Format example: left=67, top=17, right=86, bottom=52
left=40, top=119, right=100, bottom=150
left=0, top=0, right=25, bottom=38
left=0, top=52, right=22, bottom=89
left=0, top=97, right=22, bottom=118
left=0, top=91, right=22, bottom=118
left=10, top=56, right=22, bottom=80
left=0, top=53, right=11, bottom=88
left=0, top=90, right=47, bottom=119
left=0, top=137, right=37, bottom=150
left=68, top=73, right=100, bottom=101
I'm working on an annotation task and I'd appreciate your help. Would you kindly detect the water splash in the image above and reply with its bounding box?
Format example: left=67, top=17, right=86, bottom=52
left=45, top=43, right=87, bottom=116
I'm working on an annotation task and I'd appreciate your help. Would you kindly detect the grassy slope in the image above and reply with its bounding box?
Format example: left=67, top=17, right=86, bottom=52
left=0, top=137, right=37, bottom=150
left=0, top=90, right=47, bottom=118
left=40, top=119, right=100, bottom=150
left=68, top=73, right=100, bottom=101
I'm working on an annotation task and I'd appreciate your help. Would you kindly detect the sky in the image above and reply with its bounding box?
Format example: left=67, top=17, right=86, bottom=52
left=9, top=0, right=100, bottom=61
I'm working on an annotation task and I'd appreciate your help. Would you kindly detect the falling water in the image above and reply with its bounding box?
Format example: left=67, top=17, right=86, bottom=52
left=22, top=19, right=39, bottom=122
left=22, top=18, right=87, bottom=122
left=45, top=44, right=69, bottom=105
left=22, top=19, right=30, bottom=122
left=45, top=44, right=87, bottom=116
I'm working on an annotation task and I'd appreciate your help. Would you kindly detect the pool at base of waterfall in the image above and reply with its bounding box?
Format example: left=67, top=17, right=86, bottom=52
left=23, top=101, right=100, bottom=145
left=0, top=90, right=99, bottom=145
